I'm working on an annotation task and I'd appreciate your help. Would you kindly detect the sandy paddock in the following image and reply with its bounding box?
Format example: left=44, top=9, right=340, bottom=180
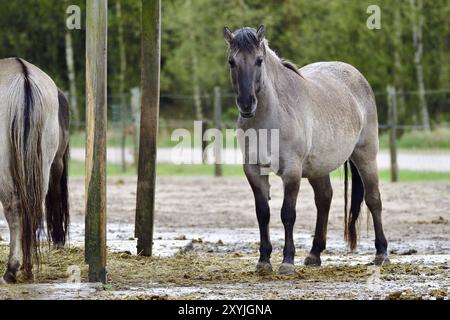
left=0, top=176, right=449, bottom=299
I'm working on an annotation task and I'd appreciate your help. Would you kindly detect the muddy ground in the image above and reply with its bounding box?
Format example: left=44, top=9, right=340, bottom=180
left=0, top=176, right=449, bottom=300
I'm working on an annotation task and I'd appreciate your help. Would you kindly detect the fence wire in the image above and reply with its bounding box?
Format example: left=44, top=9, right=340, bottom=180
left=68, top=87, right=450, bottom=177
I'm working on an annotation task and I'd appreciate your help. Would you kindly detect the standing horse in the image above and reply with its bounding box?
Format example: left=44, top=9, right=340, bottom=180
left=224, top=26, right=388, bottom=275
left=0, top=58, right=70, bottom=283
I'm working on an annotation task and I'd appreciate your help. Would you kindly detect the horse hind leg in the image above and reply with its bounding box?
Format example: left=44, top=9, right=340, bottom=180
left=45, top=158, right=64, bottom=247
left=1, top=194, right=30, bottom=284
left=45, top=152, right=69, bottom=248
left=304, top=175, right=333, bottom=266
left=350, top=152, right=389, bottom=266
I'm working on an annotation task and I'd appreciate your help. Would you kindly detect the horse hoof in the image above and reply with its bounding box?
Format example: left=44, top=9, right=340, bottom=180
left=278, top=263, right=296, bottom=275
left=373, top=254, right=390, bottom=266
left=304, top=254, right=321, bottom=266
left=0, top=270, right=17, bottom=284
left=255, top=262, right=273, bottom=274
left=15, top=270, right=33, bottom=283
left=53, top=242, right=65, bottom=250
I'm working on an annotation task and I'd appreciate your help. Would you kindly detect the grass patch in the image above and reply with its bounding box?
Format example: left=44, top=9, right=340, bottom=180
left=72, top=128, right=450, bottom=150
left=68, top=161, right=244, bottom=177
left=69, top=160, right=450, bottom=181
left=379, top=127, right=450, bottom=150
left=331, top=168, right=450, bottom=182
left=70, top=129, right=203, bottom=149
left=376, top=170, right=450, bottom=181
left=331, top=169, right=450, bottom=181
left=69, top=159, right=137, bottom=176
left=70, top=130, right=137, bottom=149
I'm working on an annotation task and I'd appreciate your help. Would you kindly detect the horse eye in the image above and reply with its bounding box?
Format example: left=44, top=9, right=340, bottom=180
left=255, top=57, right=263, bottom=66
left=228, top=59, right=236, bottom=68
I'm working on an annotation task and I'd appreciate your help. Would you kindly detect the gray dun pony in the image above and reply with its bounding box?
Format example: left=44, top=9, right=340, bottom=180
left=0, top=58, right=70, bottom=283
left=224, top=26, right=388, bottom=275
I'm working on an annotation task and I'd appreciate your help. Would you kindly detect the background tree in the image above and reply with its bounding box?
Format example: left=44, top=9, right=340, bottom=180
left=0, top=0, right=448, bottom=126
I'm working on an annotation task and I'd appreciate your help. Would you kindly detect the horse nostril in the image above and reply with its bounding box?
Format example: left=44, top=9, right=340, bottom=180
left=237, top=95, right=256, bottom=109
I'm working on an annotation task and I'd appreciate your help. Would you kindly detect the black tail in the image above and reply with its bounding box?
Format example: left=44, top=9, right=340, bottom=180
left=45, top=89, right=70, bottom=247
left=344, top=160, right=365, bottom=251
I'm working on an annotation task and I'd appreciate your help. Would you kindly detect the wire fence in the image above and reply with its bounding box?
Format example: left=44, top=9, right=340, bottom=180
left=68, top=86, right=450, bottom=178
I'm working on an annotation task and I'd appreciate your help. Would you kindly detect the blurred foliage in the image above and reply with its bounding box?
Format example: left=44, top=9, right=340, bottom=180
left=0, top=0, right=448, bottom=125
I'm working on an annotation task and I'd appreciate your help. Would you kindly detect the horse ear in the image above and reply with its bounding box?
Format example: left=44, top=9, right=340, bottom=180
left=224, top=27, right=234, bottom=44
left=256, top=25, right=265, bottom=43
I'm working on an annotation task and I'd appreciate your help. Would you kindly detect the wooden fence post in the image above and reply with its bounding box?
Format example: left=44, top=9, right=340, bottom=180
left=135, top=0, right=161, bottom=256
left=387, top=85, right=398, bottom=182
left=130, top=87, right=141, bottom=166
left=201, top=120, right=208, bottom=164
left=214, top=87, right=223, bottom=177
left=120, top=106, right=127, bottom=172
left=85, top=0, right=108, bottom=283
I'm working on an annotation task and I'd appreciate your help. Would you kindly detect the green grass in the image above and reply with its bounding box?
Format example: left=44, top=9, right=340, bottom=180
left=72, top=127, right=450, bottom=151
left=331, top=168, right=450, bottom=182
left=377, top=170, right=450, bottom=181
left=70, top=130, right=137, bottom=148
left=379, top=127, right=450, bottom=150
left=70, top=128, right=240, bottom=149
left=69, top=160, right=450, bottom=181
left=69, top=159, right=137, bottom=176
left=68, top=161, right=244, bottom=177
left=70, top=130, right=196, bottom=149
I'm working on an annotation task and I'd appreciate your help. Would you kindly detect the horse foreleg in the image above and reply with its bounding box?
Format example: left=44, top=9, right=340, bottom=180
left=2, top=194, right=23, bottom=284
left=304, top=175, right=333, bottom=266
left=244, top=164, right=272, bottom=273
left=279, top=167, right=301, bottom=275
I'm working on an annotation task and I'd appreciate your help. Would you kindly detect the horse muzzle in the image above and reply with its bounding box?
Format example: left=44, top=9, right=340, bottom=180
left=240, top=111, right=256, bottom=118
left=236, top=96, right=257, bottom=118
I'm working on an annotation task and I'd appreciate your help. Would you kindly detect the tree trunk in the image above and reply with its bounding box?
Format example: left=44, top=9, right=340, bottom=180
left=393, top=5, right=406, bottom=120
left=438, top=27, right=449, bottom=113
left=192, top=64, right=203, bottom=120
left=65, top=27, right=79, bottom=123
left=187, top=0, right=203, bottom=120
left=116, top=0, right=128, bottom=171
left=410, top=0, right=430, bottom=130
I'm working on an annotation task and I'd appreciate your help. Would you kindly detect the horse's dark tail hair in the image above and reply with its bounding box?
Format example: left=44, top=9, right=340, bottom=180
left=45, top=146, right=70, bottom=246
left=344, top=160, right=365, bottom=251
left=45, top=90, right=70, bottom=247
left=9, top=58, right=45, bottom=275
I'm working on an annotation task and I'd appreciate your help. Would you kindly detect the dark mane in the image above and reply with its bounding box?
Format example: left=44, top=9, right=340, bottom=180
left=281, top=59, right=305, bottom=79
left=230, top=27, right=259, bottom=53
left=230, top=27, right=305, bottom=79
